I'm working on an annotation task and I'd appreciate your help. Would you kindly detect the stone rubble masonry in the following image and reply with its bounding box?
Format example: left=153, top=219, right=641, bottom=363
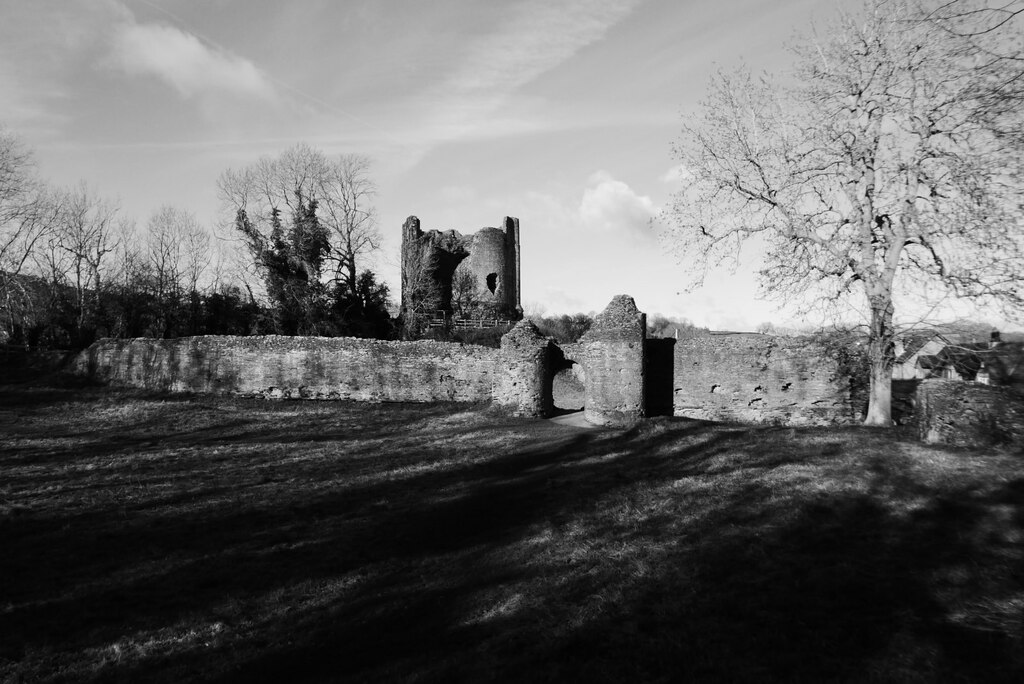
left=917, top=379, right=1024, bottom=448
left=400, top=215, right=521, bottom=321
left=71, top=296, right=864, bottom=429
left=493, top=320, right=555, bottom=417
left=672, top=333, right=856, bottom=426
left=579, top=295, right=647, bottom=427
left=74, top=336, right=499, bottom=403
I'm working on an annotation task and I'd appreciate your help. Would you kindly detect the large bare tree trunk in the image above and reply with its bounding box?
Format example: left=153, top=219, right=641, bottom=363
left=864, top=295, right=895, bottom=426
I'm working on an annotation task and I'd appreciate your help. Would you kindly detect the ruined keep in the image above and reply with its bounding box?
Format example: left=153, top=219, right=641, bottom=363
left=400, top=215, right=522, bottom=323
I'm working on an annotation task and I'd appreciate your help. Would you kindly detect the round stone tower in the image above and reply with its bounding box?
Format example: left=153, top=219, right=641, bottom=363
left=465, top=217, right=520, bottom=319
left=467, top=231, right=508, bottom=317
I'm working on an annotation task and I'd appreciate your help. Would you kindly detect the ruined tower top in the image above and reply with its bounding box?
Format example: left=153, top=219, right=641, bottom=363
left=400, top=216, right=522, bottom=325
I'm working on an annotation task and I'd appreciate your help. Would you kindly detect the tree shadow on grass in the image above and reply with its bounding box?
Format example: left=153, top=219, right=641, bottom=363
left=1, top=402, right=1022, bottom=683
left=211, top=430, right=1024, bottom=683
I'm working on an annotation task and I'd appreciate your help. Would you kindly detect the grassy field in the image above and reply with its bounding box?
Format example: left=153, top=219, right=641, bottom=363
left=1, top=380, right=1022, bottom=683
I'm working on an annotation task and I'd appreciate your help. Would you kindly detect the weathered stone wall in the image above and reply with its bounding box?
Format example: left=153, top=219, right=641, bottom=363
left=917, top=380, right=1024, bottom=448
left=73, top=336, right=499, bottom=403
left=580, top=295, right=646, bottom=426
left=672, top=333, right=856, bottom=425
left=493, top=320, right=555, bottom=417
left=70, top=300, right=869, bottom=429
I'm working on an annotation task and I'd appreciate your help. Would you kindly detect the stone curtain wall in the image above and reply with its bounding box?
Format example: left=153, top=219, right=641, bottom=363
left=672, top=333, right=856, bottom=425
left=75, top=336, right=499, bottom=403
left=917, top=380, right=1024, bottom=448
left=72, top=300, right=863, bottom=428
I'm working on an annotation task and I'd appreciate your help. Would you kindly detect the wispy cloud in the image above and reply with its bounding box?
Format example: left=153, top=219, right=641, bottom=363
left=0, top=1, right=278, bottom=137
left=442, top=0, right=641, bottom=96
left=0, top=65, right=69, bottom=136
left=0, top=0, right=126, bottom=136
left=408, top=0, right=643, bottom=148
left=106, top=21, right=275, bottom=101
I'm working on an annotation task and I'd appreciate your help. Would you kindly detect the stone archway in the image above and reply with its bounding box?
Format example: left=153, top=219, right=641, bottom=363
left=551, top=346, right=585, bottom=414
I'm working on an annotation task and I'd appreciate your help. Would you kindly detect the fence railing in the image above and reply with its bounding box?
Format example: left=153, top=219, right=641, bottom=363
left=452, top=318, right=516, bottom=329
left=424, top=311, right=515, bottom=329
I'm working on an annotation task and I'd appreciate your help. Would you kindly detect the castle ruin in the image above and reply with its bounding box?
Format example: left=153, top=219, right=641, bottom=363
left=69, top=213, right=873, bottom=427
left=65, top=209, right=1024, bottom=438
left=400, top=216, right=522, bottom=325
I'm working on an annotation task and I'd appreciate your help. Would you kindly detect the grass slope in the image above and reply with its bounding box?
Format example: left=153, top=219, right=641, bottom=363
left=1, top=382, right=1022, bottom=683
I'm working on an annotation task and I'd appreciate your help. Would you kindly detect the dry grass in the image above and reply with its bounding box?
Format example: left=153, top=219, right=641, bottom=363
left=1, top=380, right=1022, bottom=683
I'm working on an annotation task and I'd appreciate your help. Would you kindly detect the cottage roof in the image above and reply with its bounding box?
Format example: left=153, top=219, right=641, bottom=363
left=897, top=332, right=952, bottom=364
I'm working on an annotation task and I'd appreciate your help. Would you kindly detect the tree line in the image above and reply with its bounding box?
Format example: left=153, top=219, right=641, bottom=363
left=0, top=137, right=393, bottom=348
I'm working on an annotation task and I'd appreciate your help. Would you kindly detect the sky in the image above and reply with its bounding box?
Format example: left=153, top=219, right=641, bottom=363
left=3, top=0, right=1002, bottom=331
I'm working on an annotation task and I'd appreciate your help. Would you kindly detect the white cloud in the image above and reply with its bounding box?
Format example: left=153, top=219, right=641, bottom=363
left=579, top=171, right=657, bottom=236
left=107, top=21, right=275, bottom=101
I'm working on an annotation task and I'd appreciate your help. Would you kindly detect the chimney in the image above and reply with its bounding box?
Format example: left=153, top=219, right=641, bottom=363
left=990, top=330, right=1001, bottom=348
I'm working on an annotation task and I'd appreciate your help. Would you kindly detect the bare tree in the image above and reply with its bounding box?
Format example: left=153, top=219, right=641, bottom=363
left=183, top=223, right=212, bottom=296
left=451, top=261, right=480, bottom=319
left=217, top=144, right=381, bottom=297
left=317, top=154, right=380, bottom=297
left=667, top=0, right=1024, bottom=425
left=53, top=183, right=121, bottom=341
left=145, top=205, right=213, bottom=336
left=0, top=128, right=40, bottom=261
left=400, top=246, right=442, bottom=338
left=0, top=129, right=56, bottom=326
left=146, top=206, right=207, bottom=302
left=110, top=218, right=144, bottom=292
